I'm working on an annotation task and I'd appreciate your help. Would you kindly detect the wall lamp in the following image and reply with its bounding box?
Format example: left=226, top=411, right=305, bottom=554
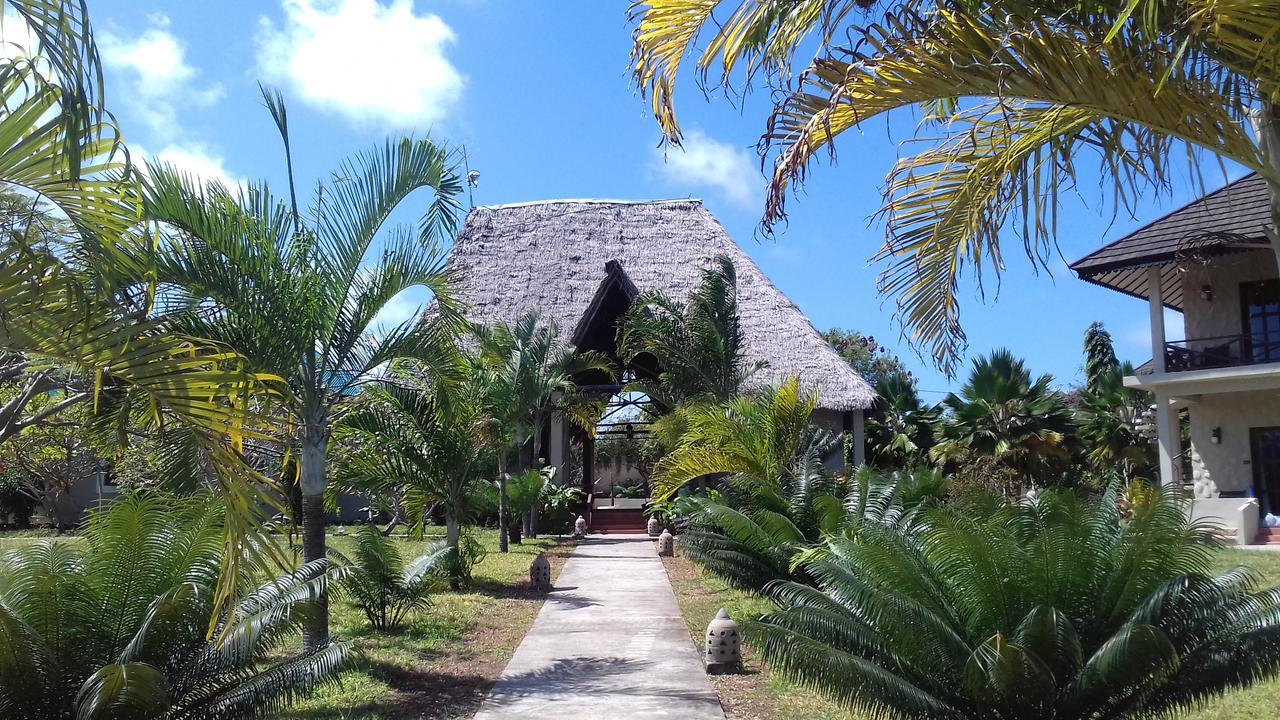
left=1211, top=427, right=1222, bottom=445
left=1200, top=284, right=1214, bottom=302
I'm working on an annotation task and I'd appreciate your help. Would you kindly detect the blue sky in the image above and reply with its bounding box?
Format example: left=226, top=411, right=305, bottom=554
left=86, top=0, right=1235, bottom=397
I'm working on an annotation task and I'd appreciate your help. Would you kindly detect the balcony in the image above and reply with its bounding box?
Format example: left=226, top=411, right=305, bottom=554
left=1164, top=333, right=1280, bottom=372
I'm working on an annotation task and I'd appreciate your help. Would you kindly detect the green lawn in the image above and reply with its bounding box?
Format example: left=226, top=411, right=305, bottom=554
left=664, top=546, right=1280, bottom=720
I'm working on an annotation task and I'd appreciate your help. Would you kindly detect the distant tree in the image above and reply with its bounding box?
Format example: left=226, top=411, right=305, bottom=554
left=1077, top=322, right=1154, bottom=476
left=931, top=349, right=1075, bottom=486
left=822, top=328, right=914, bottom=389
left=865, top=374, right=938, bottom=468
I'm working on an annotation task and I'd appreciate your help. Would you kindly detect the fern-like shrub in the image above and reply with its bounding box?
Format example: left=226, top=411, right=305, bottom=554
left=748, top=485, right=1280, bottom=719
left=337, top=525, right=450, bottom=631
left=0, top=494, right=353, bottom=720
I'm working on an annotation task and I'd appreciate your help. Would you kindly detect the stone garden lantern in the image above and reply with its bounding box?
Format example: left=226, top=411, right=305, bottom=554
left=657, top=529, right=675, bottom=557
left=573, top=515, right=587, bottom=538
left=530, top=552, right=551, bottom=591
left=647, top=515, right=661, bottom=536
left=704, top=608, right=741, bottom=674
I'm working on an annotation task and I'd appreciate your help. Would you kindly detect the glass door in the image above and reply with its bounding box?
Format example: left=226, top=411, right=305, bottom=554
left=1251, top=427, right=1280, bottom=516
left=1241, top=279, right=1280, bottom=363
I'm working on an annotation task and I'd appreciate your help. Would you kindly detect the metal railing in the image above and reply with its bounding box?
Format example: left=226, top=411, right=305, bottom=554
left=1164, top=332, right=1280, bottom=372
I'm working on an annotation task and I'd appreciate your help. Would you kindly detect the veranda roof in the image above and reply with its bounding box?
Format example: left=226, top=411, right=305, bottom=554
left=437, top=199, right=875, bottom=411
left=1069, top=173, right=1272, bottom=309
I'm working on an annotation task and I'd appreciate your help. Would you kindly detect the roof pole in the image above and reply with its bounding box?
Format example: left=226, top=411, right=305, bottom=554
left=1148, top=267, right=1167, bottom=374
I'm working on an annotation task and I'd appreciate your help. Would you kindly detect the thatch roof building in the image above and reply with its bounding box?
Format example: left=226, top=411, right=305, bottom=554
left=444, top=198, right=874, bottom=411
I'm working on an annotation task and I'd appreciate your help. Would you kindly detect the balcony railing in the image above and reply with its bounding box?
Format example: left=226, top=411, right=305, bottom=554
left=1164, top=333, right=1280, bottom=372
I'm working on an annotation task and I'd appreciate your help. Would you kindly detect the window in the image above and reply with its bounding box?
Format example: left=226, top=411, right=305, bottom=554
left=1240, top=279, right=1280, bottom=363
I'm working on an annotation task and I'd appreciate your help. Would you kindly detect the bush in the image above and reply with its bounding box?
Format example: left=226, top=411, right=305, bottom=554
left=747, top=484, right=1280, bottom=719
left=337, top=525, right=450, bottom=631
left=0, top=494, right=352, bottom=719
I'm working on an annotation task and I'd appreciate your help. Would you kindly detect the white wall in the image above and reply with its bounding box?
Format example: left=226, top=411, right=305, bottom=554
left=1189, top=389, right=1280, bottom=494
left=1180, top=249, right=1278, bottom=343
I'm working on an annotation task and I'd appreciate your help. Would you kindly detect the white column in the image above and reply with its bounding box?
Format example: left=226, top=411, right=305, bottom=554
left=851, top=409, right=866, bottom=468
left=1148, top=267, right=1167, bottom=373
left=1154, top=393, right=1181, bottom=486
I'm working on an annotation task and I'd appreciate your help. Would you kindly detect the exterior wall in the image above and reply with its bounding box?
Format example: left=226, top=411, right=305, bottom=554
left=1179, top=249, right=1278, bottom=343
left=811, top=408, right=865, bottom=470
left=1188, top=389, right=1280, bottom=496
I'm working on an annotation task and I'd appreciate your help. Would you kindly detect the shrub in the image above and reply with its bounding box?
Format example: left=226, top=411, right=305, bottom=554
left=337, top=525, right=450, bottom=631
left=748, top=485, right=1280, bottom=719
left=0, top=494, right=352, bottom=720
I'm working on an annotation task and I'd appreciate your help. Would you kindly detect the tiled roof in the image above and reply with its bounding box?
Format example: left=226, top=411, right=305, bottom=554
left=1069, top=173, right=1272, bottom=308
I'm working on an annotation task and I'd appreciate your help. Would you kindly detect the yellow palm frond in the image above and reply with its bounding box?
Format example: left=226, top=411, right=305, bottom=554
left=761, top=9, right=1265, bottom=370
left=630, top=0, right=867, bottom=142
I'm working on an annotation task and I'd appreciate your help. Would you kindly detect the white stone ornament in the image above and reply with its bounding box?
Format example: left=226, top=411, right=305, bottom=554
left=647, top=516, right=661, bottom=537
left=704, top=608, right=742, bottom=674
left=530, top=552, right=551, bottom=591
left=657, top=529, right=675, bottom=557
left=573, top=515, right=587, bottom=538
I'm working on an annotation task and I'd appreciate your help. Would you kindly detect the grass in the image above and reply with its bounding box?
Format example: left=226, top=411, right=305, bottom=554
left=281, top=529, right=573, bottom=720
left=664, top=545, right=1280, bottom=720
left=0, top=526, right=571, bottom=720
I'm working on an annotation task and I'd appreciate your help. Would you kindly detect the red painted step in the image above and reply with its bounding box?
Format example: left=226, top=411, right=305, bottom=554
left=590, top=507, right=647, bottom=534
left=1254, top=528, right=1280, bottom=545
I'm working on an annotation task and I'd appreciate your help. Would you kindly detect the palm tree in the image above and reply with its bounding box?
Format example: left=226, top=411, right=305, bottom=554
left=618, top=254, right=760, bottom=408
left=631, top=1, right=1280, bottom=374
left=336, top=369, right=491, bottom=571
left=474, top=310, right=613, bottom=551
left=1078, top=322, right=1154, bottom=475
left=747, top=485, right=1280, bottom=718
left=930, top=349, right=1074, bottom=485
left=866, top=374, right=938, bottom=468
left=0, top=0, right=288, bottom=619
left=143, top=90, right=466, bottom=648
left=650, top=377, right=835, bottom=499
left=0, top=494, right=353, bottom=720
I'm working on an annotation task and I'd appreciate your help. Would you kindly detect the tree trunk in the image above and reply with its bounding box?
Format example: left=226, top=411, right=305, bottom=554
left=530, top=413, right=543, bottom=539
left=445, top=511, right=461, bottom=591
left=1254, top=104, right=1280, bottom=273
left=299, top=421, right=329, bottom=652
left=497, top=452, right=510, bottom=553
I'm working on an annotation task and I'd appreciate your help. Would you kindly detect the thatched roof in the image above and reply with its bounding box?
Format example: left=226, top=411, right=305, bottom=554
left=440, top=199, right=874, bottom=411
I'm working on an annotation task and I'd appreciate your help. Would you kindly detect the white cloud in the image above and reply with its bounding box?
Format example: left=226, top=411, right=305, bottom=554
left=99, top=14, right=224, bottom=141
left=0, top=11, right=41, bottom=64
left=136, top=142, right=242, bottom=190
left=653, top=131, right=761, bottom=207
left=255, top=0, right=463, bottom=129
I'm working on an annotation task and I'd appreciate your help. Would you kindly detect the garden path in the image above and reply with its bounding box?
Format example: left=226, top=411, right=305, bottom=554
left=473, top=533, right=725, bottom=719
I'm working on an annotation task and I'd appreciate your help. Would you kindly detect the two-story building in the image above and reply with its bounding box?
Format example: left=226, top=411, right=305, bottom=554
left=1071, top=173, right=1280, bottom=542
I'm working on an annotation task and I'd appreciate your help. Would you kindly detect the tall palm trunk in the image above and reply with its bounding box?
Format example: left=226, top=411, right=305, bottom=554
left=529, top=412, right=544, bottom=539
left=300, top=420, right=329, bottom=651
left=496, top=451, right=509, bottom=553
left=445, top=510, right=462, bottom=590
left=1259, top=105, right=1280, bottom=273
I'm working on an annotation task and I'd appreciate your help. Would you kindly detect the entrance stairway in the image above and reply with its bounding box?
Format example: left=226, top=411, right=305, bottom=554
left=1256, top=528, right=1280, bottom=546
left=590, top=506, right=648, bottom=534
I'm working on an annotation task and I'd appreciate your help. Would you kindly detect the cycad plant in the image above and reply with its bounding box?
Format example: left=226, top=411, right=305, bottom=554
left=337, top=525, right=451, bottom=632
left=0, top=494, right=352, bottom=720
left=749, top=485, right=1280, bottom=719
left=931, top=349, right=1075, bottom=485
left=680, top=461, right=945, bottom=594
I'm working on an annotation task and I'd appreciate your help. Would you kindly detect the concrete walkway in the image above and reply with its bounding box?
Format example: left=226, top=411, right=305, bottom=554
left=474, top=534, right=725, bottom=720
